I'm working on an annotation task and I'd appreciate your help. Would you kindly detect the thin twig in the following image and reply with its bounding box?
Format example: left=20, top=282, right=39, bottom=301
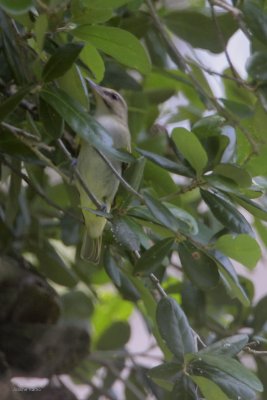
left=57, top=139, right=104, bottom=210
left=94, top=148, right=143, bottom=201
left=73, top=373, right=118, bottom=400
left=243, top=346, right=267, bottom=356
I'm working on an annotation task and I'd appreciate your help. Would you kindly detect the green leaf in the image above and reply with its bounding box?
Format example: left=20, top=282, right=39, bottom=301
left=215, top=251, right=250, bottom=306
left=171, top=128, right=208, bottom=176
left=73, top=25, right=151, bottom=74
left=96, top=321, right=131, bottom=350
left=189, top=354, right=263, bottom=392
left=87, top=0, right=131, bottom=7
left=34, top=13, right=48, bottom=52
left=135, top=237, right=174, bottom=275
left=103, top=251, right=121, bottom=287
left=80, top=43, right=105, bottom=83
left=215, top=234, right=261, bottom=269
left=170, top=375, right=198, bottom=399
left=0, top=86, right=31, bottom=121
left=246, top=52, right=267, bottom=81
left=42, top=43, right=84, bottom=82
left=178, top=241, right=220, bottom=291
left=148, top=362, right=182, bottom=382
left=57, top=64, right=89, bottom=108
left=192, top=376, right=229, bottom=400
left=231, top=193, right=267, bottom=221
left=213, top=163, right=252, bottom=187
left=199, top=334, right=249, bottom=357
left=164, top=10, right=237, bottom=53
left=220, top=98, right=253, bottom=119
left=39, top=98, right=64, bottom=139
left=0, top=0, right=32, bottom=14
left=40, top=86, right=134, bottom=163
left=111, top=216, right=141, bottom=252
left=200, top=189, right=253, bottom=235
left=143, top=192, right=180, bottom=233
left=136, top=148, right=194, bottom=177
left=156, top=297, right=196, bottom=361
left=251, top=295, right=267, bottom=332
left=242, top=0, right=267, bottom=45
left=61, top=290, right=93, bottom=320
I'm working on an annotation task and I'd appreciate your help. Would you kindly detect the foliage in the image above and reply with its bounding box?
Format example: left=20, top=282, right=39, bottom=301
left=1, top=0, right=267, bottom=399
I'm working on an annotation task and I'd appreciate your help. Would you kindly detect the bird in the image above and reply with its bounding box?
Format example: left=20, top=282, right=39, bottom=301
left=77, top=78, right=131, bottom=264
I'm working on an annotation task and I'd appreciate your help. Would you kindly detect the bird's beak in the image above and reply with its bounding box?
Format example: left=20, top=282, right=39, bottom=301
left=85, top=77, right=104, bottom=98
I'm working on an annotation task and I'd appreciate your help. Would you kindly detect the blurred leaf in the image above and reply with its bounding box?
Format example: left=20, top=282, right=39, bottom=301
left=61, top=290, right=93, bottom=320
left=103, top=250, right=121, bottom=287
left=57, top=64, right=89, bottom=108
left=73, top=25, right=151, bottom=74
left=231, top=193, right=267, bottom=221
left=96, top=321, right=131, bottom=350
left=200, top=189, right=253, bottom=235
left=135, top=237, right=174, bottom=275
left=215, top=234, right=261, bottom=269
left=251, top=295, right=267, bottom=332
left=35, top=240, right=78, bottom=288
left=243, top=0, right=267, bottom=45
left=220, top=98, right=253, bottom=119
left=42, top=43, right=84, bottom=82
left=39, top=98, right=64, bottom=139
left=0, top=0, right=33, bottom=14
left=156, top=296, right=196, bottom=361
left=247, top=52, right=267, bottom=81
left=171, top=128, right=208, bottom=176
left=170, top=375, right=198, bottom=399
left=164, top=10, right=237, bottom=53
left=178, top=240, right=220, bottom=291
left=34, top=13, right=48, bottom=53
left=192, top=376, right=229, bottom=400
left=0, top=86, right=30, bottom=121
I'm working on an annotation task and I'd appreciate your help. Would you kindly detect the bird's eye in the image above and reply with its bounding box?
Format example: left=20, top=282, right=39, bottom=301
left=110, top=92, right=119, bottom=101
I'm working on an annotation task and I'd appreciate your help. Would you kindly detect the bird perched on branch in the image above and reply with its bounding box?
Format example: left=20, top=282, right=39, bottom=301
left=77, top=79, right=131, bottom=264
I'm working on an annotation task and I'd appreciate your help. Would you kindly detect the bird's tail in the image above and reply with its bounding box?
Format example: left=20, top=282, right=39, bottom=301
left=81, top=233, right=102, bottom=264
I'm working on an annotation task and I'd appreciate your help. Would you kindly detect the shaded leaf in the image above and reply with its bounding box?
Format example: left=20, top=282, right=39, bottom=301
left=112, top=216, right=141, bottom=252
left=178, top=241, right=220, bottom=291
left=103, top=251, right=121, bottom=287
left=200, top=189, right=253, bottom=235
left=192, top=376, right=229, bottom=400
left=213, top=163, right=252, bottom=188
left=96, top=321, right=131, bottom=350
left=135, top=237, right=174, bottom=275
left=199, top=334, right=249, bottom=357
left=156, top=297, right=196, bottom=361
left=0, top=86, right=31, bottom=121
left=0, top=0, right=32, bottom=14
left=42, top=43, right=84, bottom=82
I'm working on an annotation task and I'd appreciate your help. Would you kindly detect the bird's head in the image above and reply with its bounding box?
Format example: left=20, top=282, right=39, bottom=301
left=86, top=78, right=128, bottom=126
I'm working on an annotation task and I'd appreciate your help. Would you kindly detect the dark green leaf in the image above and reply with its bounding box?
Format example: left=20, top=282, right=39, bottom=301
left=200, top=189, right=253, bottom=235
left=214, top=250, right=250, bottom=306
left=251, top=295, right=267, bottom=332
left=143, top=192, right=181, bottom=233
left=103, top=251, right=121, bottom=287
left=40, top=86, right=134, bottom=163
left=61, top=290, right=93, bottom=320
left=42, top=43, right=84, bottom=82
left=135, top=237, right=174, bottom=275
left=220, top=98, right=253, bottom=119
left=215, top=234, right=261, bottom=269
left=246, top=52, right=267, bottom=81
left=178, top=241, right=220, bottom=291
left=0, top=86, right=30, bottom=121
left=39, top=98, right=64, bottom=139
left=111, top=216, right=140, bottom=251
left=243, top=0, right=267, bottom=45
left=189, top=354, right=263, bottom=392
left=96, top=321, right=131, bottom=350
left=156, top=297, right=196, bottom=361
left=148, top=362, right=182, bottom=383
left=231, top=193, right=267, bottom=221
left=136, top=148, right=194, bottom=177
left=199, top=334, right=249, bottom=357
left=73, top=25, right=151, bottom=74
left=164, top=10, right=237, bottom=53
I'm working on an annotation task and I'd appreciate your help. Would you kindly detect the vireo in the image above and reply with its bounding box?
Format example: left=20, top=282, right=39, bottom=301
left=77, top=79, right=131, bottom=263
